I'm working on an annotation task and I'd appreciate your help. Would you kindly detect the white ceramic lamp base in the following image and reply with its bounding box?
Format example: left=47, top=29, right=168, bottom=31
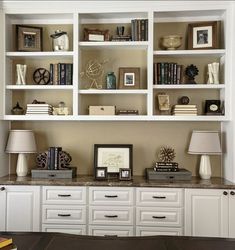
left=199, top=154, right=211, bottom=180
left=16, top=153, right=28, bottom=177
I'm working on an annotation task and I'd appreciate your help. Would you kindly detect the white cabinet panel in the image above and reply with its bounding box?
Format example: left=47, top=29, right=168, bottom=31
left=136, top=188, right=183, bottom=207
left=89, top=187, right=133, bottom=206
left=136, top=207, right=182, bottom=227
left=42, top=224, right=87, bottom=235
left=89, top=206, right=133, bottom=225
left=42, top=186, right=86, bottom=205
left=136, top=226, right=183, bottom=236
left=229, top=191, right=235, bottom=238
left=42, top=205, right=86, bottom=224
left=185, top=189, right=228, bottom=237
left=0, top=186, right=6, bottom=231
left=89, top=225, right=134, bottom=236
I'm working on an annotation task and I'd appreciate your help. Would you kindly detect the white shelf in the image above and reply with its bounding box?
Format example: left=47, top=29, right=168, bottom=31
left=153, top=84, right=225, bottom=89
left=3, top=115, right=229, bottom=122
left=79, top=41, right=149, bottom=49
left=153, top=49, right=226, bottom=57
left=79, top=89, right=148, bottom=94
left=6, top=85, right=74, bottom=90
left=6, top=51, right=74, bottom=59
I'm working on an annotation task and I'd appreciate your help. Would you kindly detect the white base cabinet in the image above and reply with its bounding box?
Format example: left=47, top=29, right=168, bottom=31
left=185, top=188, right=235, bottom=238
left=0, top=185, right=40, bottom=231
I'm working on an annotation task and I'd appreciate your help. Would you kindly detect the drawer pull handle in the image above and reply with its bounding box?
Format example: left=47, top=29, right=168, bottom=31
left=104, top=195, right=118, bottom=198
left=152, top=216, right=166, bottom=219
left=230, top=191, right=235, bottom=196
left=152, top=196, right=166, bottom=199
left=58, top=194, right=71, bottom=197
left=104, top=215, right=118, bottom=218
left=58, top=214, right=71, bottom=217
left=48, top=174, right=56, bottom=177
left=104, top=235, right=118, bottom=237
left=0, top=187, right=5, bottom=191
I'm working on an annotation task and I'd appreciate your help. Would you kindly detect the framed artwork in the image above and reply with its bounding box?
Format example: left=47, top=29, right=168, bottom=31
left=119, top=168, right=132, bottom=181
left=95, top=167, right=107, bottom=180
left=118, top=67, right=140, bottom=89
left=205, top=100, right=222, bottom=115
left=188, top=21, right=218, bottom=49
left=157, top=93, right=170, bottom=111
left=94, top=144, right=133, bottom=176
left=16, top=25, right=43, bottom=52
left=84, top=28, right=110, bottom=41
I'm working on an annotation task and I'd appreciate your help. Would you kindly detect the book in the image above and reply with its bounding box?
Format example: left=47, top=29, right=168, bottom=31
left=155, top=162, right=179, bottom=167
left=0, top=238, right=13, bottom=248
left=49, top=147, right=55, bottom=170
left=154, top=167, right=179, bottom=172
left=54, top=147, right=62, bottom=170
left=60, top=63, right=66, bottom=85
left=173, top=105, right=197, bottom=108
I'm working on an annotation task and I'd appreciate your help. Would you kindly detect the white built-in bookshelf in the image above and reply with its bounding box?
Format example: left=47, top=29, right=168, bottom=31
left=2, top=3, right=232, bottom=121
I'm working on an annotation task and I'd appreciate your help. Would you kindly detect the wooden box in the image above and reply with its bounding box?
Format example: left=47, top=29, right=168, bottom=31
left=89, top=106, right=115, bottom=115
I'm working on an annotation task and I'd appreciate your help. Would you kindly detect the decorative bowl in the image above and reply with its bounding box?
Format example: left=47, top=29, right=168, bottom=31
left=161, top=35, right=182, bottom=50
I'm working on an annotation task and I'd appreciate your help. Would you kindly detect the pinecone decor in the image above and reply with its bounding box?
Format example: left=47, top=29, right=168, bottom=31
left=158, top=146, right=176, bottom=162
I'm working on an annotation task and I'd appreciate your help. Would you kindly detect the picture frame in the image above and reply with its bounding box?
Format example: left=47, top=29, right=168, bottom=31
left=119, top=168, right=132, bottom=181
left=205, top=100, right=222, bottom=115
left=118, top=67, right=140, bottom=89
left=94, top=167, right=108, bottom=180
left=84, top=28, right=110, bottom=42
left=94, top=144, right=133, bottom=176
left=16, top=25, right=43, bottom=52
left=157, top=93, right=170, bottom=111
left=188, top=21, right=218, bottom=50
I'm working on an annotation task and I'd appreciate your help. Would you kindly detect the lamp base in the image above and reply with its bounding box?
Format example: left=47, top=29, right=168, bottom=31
left=199, top=155, right=211, bottom=180
left=16, top=153, right=28, bottom=177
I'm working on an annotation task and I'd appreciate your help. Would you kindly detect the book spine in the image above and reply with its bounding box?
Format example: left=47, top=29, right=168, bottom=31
left=131, top=19, right=135, bottom=41
left=58, top=63, right=61, bottom=85
left=54, top=147, right=62, bottom=170
left=49, top=147, right=55, bottom=170
left=145, top=19, right=148, bottom=41
left=157, top=63, right=161, bottom=84
left=154, top=167, right=179, bottom=172
left=60, top=63, right=66, bottom=85
left=66, top=64, right=73, bottom=85
left=49, top=63, right=53, bottom=85
left=167, top=63, right=171, bottom=84
left=173, top=63, right=177, bottom=84
left=47, top=149, right=51, bottom=170
left=141, top=19, right=145, bottom=41
left=153, top=63, right=157, bottom=85
left=160, top=63, right=165, bottom=84
left=53, top=64, right=58, bottom=85
left=134, top=20, right=138, bottom=41
left=170, top=63, right=174, bottom=85
left=164, top=63, right=169, bottom=84
left=138, top=19, right=141, bottom=41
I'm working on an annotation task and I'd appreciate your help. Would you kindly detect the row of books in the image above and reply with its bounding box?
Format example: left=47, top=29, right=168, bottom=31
left=49, top=63, right=73, bottom=85
left=154, top=62, right=183, bottom=85
left=131, top=19, right=148, bottom=41
left=47, top=147, right=62, bottom=170
left=26, top=103, right=53, bottom=115
left=172, top=104, right=198, bottom=116
left=154, top=162, right=179, bottom=172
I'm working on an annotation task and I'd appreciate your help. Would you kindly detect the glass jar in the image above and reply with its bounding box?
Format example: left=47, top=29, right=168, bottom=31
left=106, top=72, right=116, bottom=89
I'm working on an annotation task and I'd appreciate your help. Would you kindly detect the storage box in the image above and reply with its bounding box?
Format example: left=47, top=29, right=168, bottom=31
left=146, top=168, right=192, bottom=181
left=89, top=106, right=115, bottom=115
left=31, top=167, right=77, bottom=179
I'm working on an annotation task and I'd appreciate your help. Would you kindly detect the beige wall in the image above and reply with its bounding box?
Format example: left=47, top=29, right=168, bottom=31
left=11, top=121, right=221, bottom=177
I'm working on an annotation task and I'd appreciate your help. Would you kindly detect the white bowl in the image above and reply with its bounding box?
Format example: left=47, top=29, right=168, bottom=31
left=161, top=35, right=182, bottom=50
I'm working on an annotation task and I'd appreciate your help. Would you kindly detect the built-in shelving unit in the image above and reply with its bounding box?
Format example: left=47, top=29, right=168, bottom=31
left=2, top=5, right=231, bottom=121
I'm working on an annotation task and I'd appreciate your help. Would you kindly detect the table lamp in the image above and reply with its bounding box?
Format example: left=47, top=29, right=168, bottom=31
left=5, top=130, right=37, bottom=177
left=188, top=130, right=221, bottom=180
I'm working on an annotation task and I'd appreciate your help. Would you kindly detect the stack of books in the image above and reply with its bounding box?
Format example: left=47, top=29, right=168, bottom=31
left=47, top=147, right=62, bottom=170
left=26, top=103, right=53, bottom=115
left=49, top=63, right=73, bottom=85
left=154, top=162, right=179, bottom=172
left=111, top=35, right=131, bottom=41
left=131, top=19, right=148, bottom=41
left=172, top=104, right=198, bottom=116
left=116, top=110, right=139, bottom=115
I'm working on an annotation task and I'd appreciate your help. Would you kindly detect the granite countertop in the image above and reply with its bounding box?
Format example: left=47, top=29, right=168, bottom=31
left=0, top=175, right=235, bottom=189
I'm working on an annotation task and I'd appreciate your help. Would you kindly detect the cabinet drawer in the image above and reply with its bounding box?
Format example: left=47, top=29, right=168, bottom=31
left=136, top=207, right=183, bottom=227
left=42, top=224, right=87, bottom=235
left=89, top=206, right=133, bottom=225
left=136, top=188, right=183, bottom=207
left=89, top=225, right=134, bottom=236
left=42, top=186, right=86, bottom=205
left=136, top=226, right=183, bottom=236
left=42, top=205, right=86, bottom=224
left=89, top=187, right=133, bottom=206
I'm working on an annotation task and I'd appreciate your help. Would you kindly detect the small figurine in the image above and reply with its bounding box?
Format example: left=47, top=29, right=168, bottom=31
left=50, top=30, right=69, bottom=51
left=11, top=102, right=24, bottom=115
left=185, top=64, right=199, bottom=84
left=53, top=101, right=70, bottom=115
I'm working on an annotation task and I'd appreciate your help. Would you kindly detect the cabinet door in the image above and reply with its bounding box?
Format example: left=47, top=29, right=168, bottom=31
left=5, top=186, right=40, bottom=232
left=0, top=186, right=6, bottom=230
left=229, top=190, right=235, bottom=237
left=185, top=189, right=228, bottom=237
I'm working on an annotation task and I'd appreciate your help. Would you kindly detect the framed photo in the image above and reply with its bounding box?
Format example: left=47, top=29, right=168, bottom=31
left=119, top=168, right=132, bottom=181
left=94, top=144, right=133, bottom=176
left=95, top=167, right=107, bottom=180
left=188, top=21, right=218, bottom=49
left=205, top=100, right=222, bottom=115
left=84, top=28, right=110, bottom=42
left=119, top=67, right=140, bottom=89
left=157, top=93, right=170, bottom=111
left=16, top=25, right=43, bottom=52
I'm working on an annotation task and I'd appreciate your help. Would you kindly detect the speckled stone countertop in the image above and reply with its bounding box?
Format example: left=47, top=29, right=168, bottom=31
left=0, top=175, right=235, bottom=189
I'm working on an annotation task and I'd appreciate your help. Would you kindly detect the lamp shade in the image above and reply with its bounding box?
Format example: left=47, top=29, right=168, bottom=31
left=188, top=130, right=221, bottom=155
left=5, top=130, right=37, bottom=153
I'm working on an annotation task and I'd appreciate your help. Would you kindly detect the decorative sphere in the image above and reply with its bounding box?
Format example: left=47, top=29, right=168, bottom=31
left=179, top=96, right=190, bottom=105
left=161, top=35, right=182, bottom=50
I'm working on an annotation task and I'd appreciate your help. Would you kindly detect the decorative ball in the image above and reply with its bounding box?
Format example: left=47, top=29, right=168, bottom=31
left=179, top=96, right=190, bottom=105
left=158, top=146, right=176, bottom=162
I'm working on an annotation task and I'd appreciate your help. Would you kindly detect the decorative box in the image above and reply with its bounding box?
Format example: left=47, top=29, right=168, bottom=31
left=146, top=168, right=192, bottom=181
left=89, top=106, right=115, bottom=115
left=31, top=167, right=76, bottom=179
